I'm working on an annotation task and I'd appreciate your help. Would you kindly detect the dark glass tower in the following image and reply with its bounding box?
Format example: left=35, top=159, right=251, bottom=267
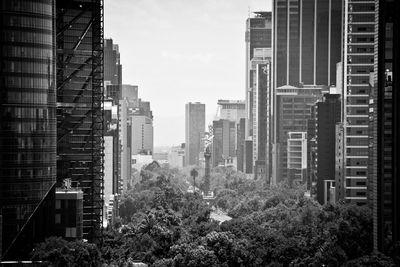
left=370, top=0, right=400, bottom=258
left=316, top=94, right=341, bottom=204
left=273, top=0, right=342, bottom=87
left=56, top=0, right=104, bottom=243
left=0, top=0, right=56, bottom=259
left=104, top=38, right=122, bottom=85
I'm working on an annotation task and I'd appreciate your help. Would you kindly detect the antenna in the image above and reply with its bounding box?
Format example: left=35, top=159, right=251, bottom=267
left=248, top=5, right=251, bottom=17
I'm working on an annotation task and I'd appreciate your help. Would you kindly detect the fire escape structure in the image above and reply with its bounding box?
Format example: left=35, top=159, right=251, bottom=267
left=56, top=0, right=104, bottom=243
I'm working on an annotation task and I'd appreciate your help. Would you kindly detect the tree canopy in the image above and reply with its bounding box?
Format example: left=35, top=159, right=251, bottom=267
left=31, top=166, right=397, bottom=266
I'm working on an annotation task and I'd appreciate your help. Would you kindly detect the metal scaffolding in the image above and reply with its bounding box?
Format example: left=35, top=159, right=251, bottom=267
left=56, top=0, right=104, bottom=243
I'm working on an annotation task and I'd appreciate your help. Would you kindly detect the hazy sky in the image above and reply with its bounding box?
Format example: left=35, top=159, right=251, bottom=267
left=104, top=0, right=272, bottom=147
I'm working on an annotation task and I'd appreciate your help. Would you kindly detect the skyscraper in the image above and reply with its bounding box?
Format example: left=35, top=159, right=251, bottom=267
left=216, top=100, right=246, bottom=123
left=339, top=0, right=375, bottom=205
left=245, top=12, right=271, bottom=136
left=272, top=0, right=342, bottom=87
left=253, top=61, right=272, bottom=182
left=236, top=118, right=246, bottom=172
left=118, top=85, right=139, bottom=192
left=212, top=119, right=236, bottom=167
left=272, top=0, right=343, bottom=186
left=370, top=0, right=400, bottom=256
left=0, top=0, right=56, bottom=259
left=316, top=94, right=341, bottom=204
left=104, top=38, right=122, bottom=85
left=56, top=0, right=104, bottom=242
left=185, top=102, right=205, bottom=166
left=131, top=100, right=154, bottom=155
left=245, top=12, right=272, bottom=176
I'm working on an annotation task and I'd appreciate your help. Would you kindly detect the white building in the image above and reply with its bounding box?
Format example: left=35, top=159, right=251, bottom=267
left=287, top=132, right=307, bottom=185
left=131, top=114, right=153, bottom=155
left=216, top=100, right=246, bottom=123
left=104, top=136, right=114, bottom=206
left=168, top=144, right=185, bottom=169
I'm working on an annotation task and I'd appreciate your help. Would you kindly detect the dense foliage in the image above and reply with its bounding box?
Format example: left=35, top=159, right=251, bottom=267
left=31, top=165, right=396, bottom=266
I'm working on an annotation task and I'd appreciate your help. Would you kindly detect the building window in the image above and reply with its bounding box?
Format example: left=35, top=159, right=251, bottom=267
left=56, top=200, right=61, bottom=209
left=65, top=227, right=77, bottom=238
left=55, top=214, right=61, bottom=224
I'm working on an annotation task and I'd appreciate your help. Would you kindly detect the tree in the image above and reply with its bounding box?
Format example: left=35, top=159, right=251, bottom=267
left=31, top=237, right=101, bottom=267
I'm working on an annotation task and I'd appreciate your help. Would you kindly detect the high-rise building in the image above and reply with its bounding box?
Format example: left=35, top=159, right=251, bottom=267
left=274, top=85, right=327, bottom=184
left=56, top=0, right=104, bottom=242
left=216, top=100, right=246, bottom=123
left=185, top=102, right=205, bottom=166
left=245, top=13, right=271, bottom=176
left=370, top=0, right=400, bottom=256
left=253, top=61, right=272, bottom=182
left=339, top=0, right=375, bottom=205
left=316, top=94, right=341, bottom=204
left=103, top=136, right=114, bottom=210
left=104, top=38, right=122, bottom=85
left=272, top=0, right=342, bottom=87
left=236, top=118, right=246, bottom=172
left=0, top=0, right=57, bottom=259
left=131, top=104, right=154, bottom=155
left=212, top=120, right=236, bottom=167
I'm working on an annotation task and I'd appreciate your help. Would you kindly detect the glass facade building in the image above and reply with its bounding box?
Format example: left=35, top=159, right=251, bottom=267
left=56, top=0, right=104, bottom=243
left=273, top=0, right=343, bottom=87
left=370, top=0, right=400, bottom=257
left=0, top=0, right=56, bottom=259
left=245, top=12, right=271, bottom=176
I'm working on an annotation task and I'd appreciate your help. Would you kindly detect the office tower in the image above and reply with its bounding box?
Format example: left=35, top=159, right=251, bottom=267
left=287, top=132, right=308, bottom=185
left=104, top=38, right=122, bottom=85
left=253, top=61, right=272, bottom=182
left=0, top=0, right=57, bottom=259
left=131, top=101, right=154, bottom=155
left=212, top=120, right=236, bottom=167
left=236, top=118, right=246, bottom=172
left=216, top=100, right=246, bottom=123
left=339, top=0, right=375, bottom=205
left=272, top=0, right=342, bottom=87
left=274, top=85, right=327, bottom=184
left=56, top=0, right=104, bottom=242
left=185, top=102, right=205, bottom=166
left=245, top=12, right=271, bottom=176
left=119, top=101, right=131, bottom=192
left=370, top=0, right=400, bottom=255
left=316, top=94, right=341, bottom=204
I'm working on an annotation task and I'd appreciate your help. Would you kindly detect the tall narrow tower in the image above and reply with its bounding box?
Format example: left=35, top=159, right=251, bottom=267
left=185, top=102, right=205, bottom=167
left=339, top=0, right=375, bottom=205
left=56, top=0, right=104, bottom=242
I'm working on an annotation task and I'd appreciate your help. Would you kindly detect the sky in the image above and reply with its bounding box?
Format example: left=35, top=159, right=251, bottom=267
left=104, top=0, right=272, bottom=147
